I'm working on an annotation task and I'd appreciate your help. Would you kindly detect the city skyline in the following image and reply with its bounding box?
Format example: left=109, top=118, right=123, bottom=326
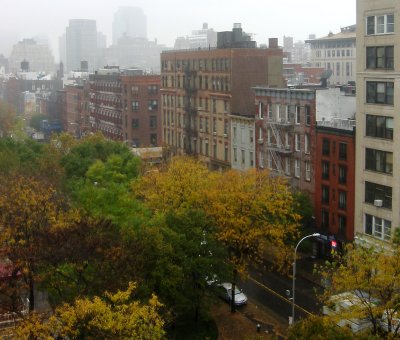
left=0, top=0, right=355, bottom=61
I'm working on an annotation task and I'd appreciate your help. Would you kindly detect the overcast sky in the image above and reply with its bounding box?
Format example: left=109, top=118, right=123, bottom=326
left=0, top=0, right=355, bottom=60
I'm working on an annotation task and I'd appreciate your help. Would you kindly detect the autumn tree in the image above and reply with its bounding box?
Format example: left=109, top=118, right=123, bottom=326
left=0, top=176, right=63, bottom=312
left=14, top=283, right=165, bottom=339
left=0, top=101, right=16, bottom=137
left=205, top=168, right=300, bottom=274
left=319, top=243, right=400, bottom=336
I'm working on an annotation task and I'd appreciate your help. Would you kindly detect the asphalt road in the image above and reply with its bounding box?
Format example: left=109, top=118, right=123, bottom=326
left=239, top=265, right=323, bottom=324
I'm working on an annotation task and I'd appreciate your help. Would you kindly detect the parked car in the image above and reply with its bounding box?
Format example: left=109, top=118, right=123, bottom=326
left=218, top=282, right=248, bottom=306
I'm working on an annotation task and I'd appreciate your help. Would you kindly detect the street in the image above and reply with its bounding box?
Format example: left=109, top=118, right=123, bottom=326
left=239, top=263, right=323, bottom=324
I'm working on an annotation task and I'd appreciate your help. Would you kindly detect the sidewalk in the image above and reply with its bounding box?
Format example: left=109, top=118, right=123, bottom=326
left=212, top=301, right=287, bottom=339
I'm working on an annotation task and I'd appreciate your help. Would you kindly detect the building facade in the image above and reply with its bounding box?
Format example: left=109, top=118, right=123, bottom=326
left=307, top=25, right=356, bottom=85
left=9, top=39, right=55, bottom=74
left=314, top=121, right=355, bottom=254
left=112, top=7, right=147, bottom=45
left=66, top=19, right=98, bottom=72
left=89, top=67, right=161, bottom=146
left=254, top=87, right=316, bottom=200
left=121, top=73, right=161, bottom=147
left=355, top=0, right=397, bottom=246
left=230, top=114, right=255, bottom=171
left=160, top=26, right=283, bottom=170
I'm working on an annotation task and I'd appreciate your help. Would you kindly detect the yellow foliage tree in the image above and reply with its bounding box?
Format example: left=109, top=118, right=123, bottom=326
left=0, top=101, right=16, bottom=137
left=0, top=176, right=62, bottom=312
left=15, top=282, right=165, bottom=339
left=135, top=157, right=300, bottom=273
left=205, top=168, right=300, bottom=273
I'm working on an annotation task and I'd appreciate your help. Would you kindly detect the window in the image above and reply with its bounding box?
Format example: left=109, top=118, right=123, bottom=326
left=339, top=143, right=347, bottom=160
left=132, top=101, right=139, bottom=111
left=241, top=150, right=245, bottom=165
left=365, top=181, right=392, bottom=209
left=305, top=105, right=311, bottom=125
left=150, top=134, right=157, bottom=146
left=131, top=86, right=139, bottom=95
left=365, top=214, right=391, bottom=241
left=149, top=116, right=157, bottom=129
left=148, top=100, right=158, bottom=111
left=339, top=166, right=347, bottom=184
left=367, top=14, right=394, bottom=35
left=322, top=186, right=329, bottom=204
left=366, top=81, right=394, bottom=105
left=249, top=130, right=253, bottom=143
left=132, top=118, right=139, bottom=128
left=366, top=115, right=393, bottom=140
left=285, top=157, right=290, bottom=175
left=365, top=148, right=393, bottom=174
left=338, top=191, right=347, bottom=209
left=258, top=102, right=264, bottom=119
left=366, top=46, right=394, bottom=69
left=295, top=106, right=300, bottom=124
left=295, top=134, right=301, bottom=152
left=213, top=118, right=217, bottom=134
left=321, top=209, right=329, bottom=229
left=233, top=147, right=237, bottom=162
left=214, top=143, right=217, bottom=158
left=250, top=152, right=254, bottom=167
left=322, top=161, right=330, bottom=180
left=205, top=118, right=209, bottom=133
left=148, top=85, right=158, bottom=94
left=305, top=161, right=311, bottom=181
left=224, top=120, right=228, bottom=135
left=322, top=138, right=330, bottom=156
left=305, top=134, right=310, bottom=154
left=212, top=99, right=216, bottom=113
left=338, top=215, right=346, bottom=235
left=295, top=159, right=300, bottom=178
left=233, top=126, right=237, bottom=142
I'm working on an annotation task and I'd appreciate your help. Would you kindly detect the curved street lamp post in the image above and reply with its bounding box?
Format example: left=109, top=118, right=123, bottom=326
left=291, top=233, right=320, bottom=324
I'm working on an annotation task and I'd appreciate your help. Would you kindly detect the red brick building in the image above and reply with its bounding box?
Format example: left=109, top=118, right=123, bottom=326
left=62, top=83, right=89, bottom=137
left=314, top=121, right=355, bottom=253
left=160, top=26, right=284, bottom=170
left=121, top=74, right=161, bottom=147
left=88, top=67, right=161, bottom=146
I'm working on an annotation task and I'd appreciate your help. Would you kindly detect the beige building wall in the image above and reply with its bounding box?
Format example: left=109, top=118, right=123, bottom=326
left=355, top=0, right=399, bottom=246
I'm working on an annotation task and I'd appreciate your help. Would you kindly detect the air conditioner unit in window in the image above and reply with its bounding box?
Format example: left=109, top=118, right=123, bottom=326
left=374, top=199, right=383, bottom=207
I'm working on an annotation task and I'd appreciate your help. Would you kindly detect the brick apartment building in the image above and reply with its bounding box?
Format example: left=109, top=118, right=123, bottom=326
left=88, top=67, right=161, bottom=146
left=160, top=24, right=284, bottom=170
left=314, top=120, right=355, bottom=254
left=254, top=87, right=317, bottom=200
left=121, top=74, right=161, bottom=147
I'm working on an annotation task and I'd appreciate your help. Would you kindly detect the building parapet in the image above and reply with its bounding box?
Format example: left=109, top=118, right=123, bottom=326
left=317, top=118, right=355, bottom=131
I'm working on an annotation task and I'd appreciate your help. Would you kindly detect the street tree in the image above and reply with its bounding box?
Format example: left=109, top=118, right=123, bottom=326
left=15, top=282, right=165, bottom=339
left=0, top=101, right=16, bottom=137
left=320, top=243, right=400, bottom=336
left=0, top=176, right=63, bottom=311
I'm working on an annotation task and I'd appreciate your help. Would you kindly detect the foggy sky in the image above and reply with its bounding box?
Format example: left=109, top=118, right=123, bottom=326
left=0, top=0, right=355, bottom=60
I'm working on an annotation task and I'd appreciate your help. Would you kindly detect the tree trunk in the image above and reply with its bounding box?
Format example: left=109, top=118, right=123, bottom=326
left=28, top=272, right=34, bottom=312
left=231, top=269, right=237, bottom=313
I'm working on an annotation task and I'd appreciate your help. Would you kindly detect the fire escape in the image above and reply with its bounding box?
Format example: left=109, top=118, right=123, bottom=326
left=262, top=104, right=294, bottom=175
left=183, top=65, right=197, bottom=154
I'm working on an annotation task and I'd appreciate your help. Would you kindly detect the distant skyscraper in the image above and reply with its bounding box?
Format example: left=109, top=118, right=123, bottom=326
left=112, top=7, right=147, bottom=45
left=9, top=38, right=55, bottom=74
left=66, top=19, right=98, bottom=72
left=59, top=33, right=67, bottom=65
left=97, top=32, right=107, bottom=49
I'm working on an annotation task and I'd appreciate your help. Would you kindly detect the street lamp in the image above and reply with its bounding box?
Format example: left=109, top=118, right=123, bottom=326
left=291, top=232, right=320, bottom=324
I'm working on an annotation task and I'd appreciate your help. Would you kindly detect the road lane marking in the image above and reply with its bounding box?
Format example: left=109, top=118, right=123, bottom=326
left=249, top=276, right=313, bottom=316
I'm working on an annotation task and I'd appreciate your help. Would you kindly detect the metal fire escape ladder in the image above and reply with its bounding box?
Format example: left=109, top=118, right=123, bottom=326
left=183, top=65, right=197, bottom=154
